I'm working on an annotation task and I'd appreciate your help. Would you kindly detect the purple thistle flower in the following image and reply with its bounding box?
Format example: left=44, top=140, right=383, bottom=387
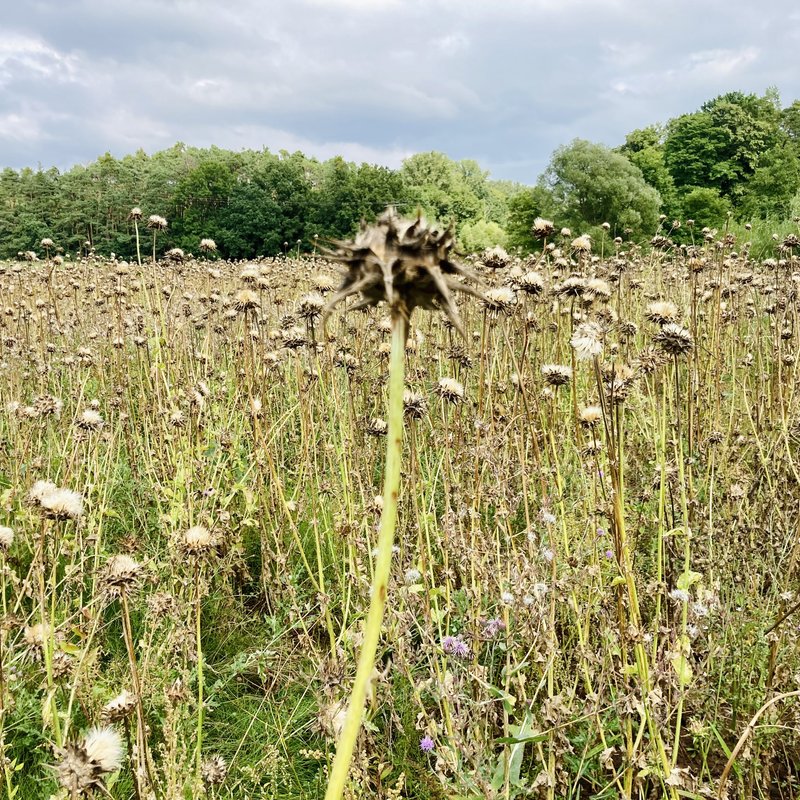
left=420, top=735, right=435, bottom=752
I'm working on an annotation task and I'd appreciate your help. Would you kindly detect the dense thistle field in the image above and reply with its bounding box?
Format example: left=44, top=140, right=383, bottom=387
left=1, top=224, right=800, bottom=800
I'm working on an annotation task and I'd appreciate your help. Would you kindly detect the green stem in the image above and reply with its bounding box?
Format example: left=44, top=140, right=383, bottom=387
left=324, top=312, right=407, bottom=800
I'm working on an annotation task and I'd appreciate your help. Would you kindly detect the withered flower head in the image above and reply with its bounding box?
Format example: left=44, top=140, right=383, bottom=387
left=365, top=417, right=388, bottom=436
left=532, top=218, right=555, bottom=239
left=0, top=526, right=14, bottom=552
left=201, top=754, right=228, bottom=786
left=436, top=377, right=465, bottom=404
left=322, top=208, right=484, bottom=337
left=402, top=390, right=428, bottom=419
left=645, top=300, right=680, bottom=326
left=102, top=554, right=143, bottom=597
left=653, top=323, right=693, bottom=356
left=180, top=525, right=218, bottom=557
left=56, top=726, right=123, bottom=796
left=481, top=286, right=517, bottom=315
left=518, top=271, right=544, bottom=296
left=199, top=238, right=217, bottom=253
left=147, top=215, right=168, bottom=230
left=541, top=364, right=572, bottom=387
left=481, top=245, right=510, bottom=270
left=102, top=690, right=136, bottom=722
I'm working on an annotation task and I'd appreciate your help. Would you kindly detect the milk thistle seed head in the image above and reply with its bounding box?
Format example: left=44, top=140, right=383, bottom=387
left=56, top=726, right=123, bottom=795
left=0, top=526, right=13, bottom=552
left=570, top=322, right=604, bottom=361
left=654, top=323, right=693, bottom=356
left=321, top=208, right=484, bottom=337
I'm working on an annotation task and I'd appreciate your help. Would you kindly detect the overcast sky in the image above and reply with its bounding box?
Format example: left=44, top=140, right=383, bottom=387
left=1, top=0, right=799, bottom=184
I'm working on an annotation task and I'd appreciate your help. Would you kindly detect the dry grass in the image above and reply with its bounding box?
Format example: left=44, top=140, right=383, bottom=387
left=0, top=225, right=799, bottom=799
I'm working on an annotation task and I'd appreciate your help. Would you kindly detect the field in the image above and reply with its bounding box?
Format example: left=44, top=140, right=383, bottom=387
left=1, top=221, right=800, bottom=799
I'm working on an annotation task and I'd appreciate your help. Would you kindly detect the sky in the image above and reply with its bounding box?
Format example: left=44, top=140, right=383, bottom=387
left=1, top=0, right=799, bottom=184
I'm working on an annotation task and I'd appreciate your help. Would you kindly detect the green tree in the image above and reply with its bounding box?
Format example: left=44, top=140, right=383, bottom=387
left=681, top=187, right=731, bottom=228
left=505, top=185, right=558, bottom=253
left=541, top=139, right=661, bottom=237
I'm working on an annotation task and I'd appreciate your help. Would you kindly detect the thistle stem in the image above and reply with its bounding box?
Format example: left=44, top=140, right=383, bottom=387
left=324, top=312, right=407, bottom=800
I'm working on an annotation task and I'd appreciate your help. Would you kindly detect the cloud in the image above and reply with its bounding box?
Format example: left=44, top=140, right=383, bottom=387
left=0, top=0, right=798, bottom=183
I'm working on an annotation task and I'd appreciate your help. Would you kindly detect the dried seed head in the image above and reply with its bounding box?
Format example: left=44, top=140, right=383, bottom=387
left=532, top=217, right=555, bottom=239
left=584, top=278, right=612, bottom=302
left=102, top=554, right=143, bottom=596
left=199, top=238, right=217, bottom=253
left=436, top=377, right=465, bottom=404
left=654, top=323, right=693, bottom=356
left=0, top=526, right=13, bottom=552
left=579, top=405, right=603, bottom=426
left=129, top=207, right=142, bottom=221
left=180, top=525, right=217, bottom=557
left=76, top=408, right=104, bottom=430
left=102, top=690, right=137, bottom=722
left=541, top=364, right=572, bottom=387
left=36, top=485, right=84, bottom=520
left=645, top=301, right=680, bottom=326
left=571, top=235, right=592, bottom=253
left=518, top=271, right=544, bottom=295
left=233, top=289, right=260, bottom=312
left=365, top=417, right=388, bottom=436
left=322, top=208, right=484, bottom=337
left=297, top=292, right=326, bottom=321
left=201, top=754, right=228, bottom=786
left=481, top=286, right=517, bottom=315
left=570, top=322, right=604, bottom=361
left=147, top=215, right=168, bottom=230
left=555, top=276, right=587, bottom=298
left=402, top=390, right=428, bottom=419
left=56, top=726, right=123, bottom=795
left=481, top=246, right=510, bottom=270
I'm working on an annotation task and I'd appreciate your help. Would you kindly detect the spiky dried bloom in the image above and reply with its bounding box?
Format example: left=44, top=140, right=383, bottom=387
left=56, top=726, right=123, bottom=796
left=281, top=325, right=307, bottom=349
left=240, top=266, right=260, bottom=284
left=645, top=301, right=680, bottom=326
left=313, top=273, right=338, bottom=293
left=518, top=271, right=544, bottom=296
left=571, top=235, right=592, bottom=253
left=436, top=377, right=465, bottom=404
left=33, top=484, right=84, bottom=520
left=199, top=238, right=217, bottom=253
left=579, top=405, right=603, bottom=427
left=102, top=554, right=143, bottom=596
left=201, top=755, right=228, bottom=786
left=570, top=322, right=604, bottom=361
left=481, top=286, right=517, bottom=315
left=102, top=690, right=136, bottom=722
left=0, top=526, right=13, bottom=552
left=233, top=289, right=260, bottom=312
left=147, top=214, right=168, bottom=230
left=24, top=622, right=52, bottom=650
left=365, top=417, right=388, bottom=436
left=403, top=390, right=428, bottom=419
left=180, top=525, right=218, bottom=557
left=782, top=233, right=800, bottom=250
left=482, top=246, right=510, bottom=270
left=532, top=217, right=555, bottom=239
left=128, top=207, right=142, bottom=221
left=322, top=208, right=483, bottom=337
left=650, top=235, right=673, bottom=249
left=41, top=237, right=54, bottom=249
left=541, top=364, right=572, bottom=387
left=297, top=291, right=326, bottom=322
left=554, top=276, right=587, bottom=299
left=34, top=394, right=63, bottom=418
left=76, top=408, right=104, bottom=431
left=654, top=323, right=694, bottom=356
left=584, top=278, right=612, bottom=302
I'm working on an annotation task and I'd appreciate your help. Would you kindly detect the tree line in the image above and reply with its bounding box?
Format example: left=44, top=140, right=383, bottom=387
left=1, top=89, right=798, bottom=260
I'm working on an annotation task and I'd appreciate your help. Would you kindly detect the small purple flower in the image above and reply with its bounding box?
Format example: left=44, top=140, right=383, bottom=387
left=596, top=527, right=606, bottom=537
left=604, top=549, right=614, bottom=559
left=420, top=735, right=435, bottom=752
left=442, top=634, right=470, bottom=658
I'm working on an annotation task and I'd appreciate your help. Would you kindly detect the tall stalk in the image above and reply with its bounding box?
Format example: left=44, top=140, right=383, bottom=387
left=325, top=312, right=407, bottom=800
